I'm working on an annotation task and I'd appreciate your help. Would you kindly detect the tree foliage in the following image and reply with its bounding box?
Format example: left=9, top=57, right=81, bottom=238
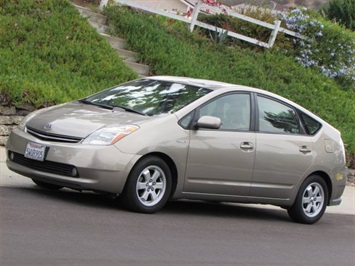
left=323, top=0, right=355, bottom=30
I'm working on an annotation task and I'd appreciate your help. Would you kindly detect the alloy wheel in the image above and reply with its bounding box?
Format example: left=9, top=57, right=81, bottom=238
left=302, top=182, right=325, bottom=218
left=136, top=165, right=167, bottom=207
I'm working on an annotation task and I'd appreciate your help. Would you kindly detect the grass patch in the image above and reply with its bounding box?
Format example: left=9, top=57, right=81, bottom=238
left=0, top=0, right=137, bottom=108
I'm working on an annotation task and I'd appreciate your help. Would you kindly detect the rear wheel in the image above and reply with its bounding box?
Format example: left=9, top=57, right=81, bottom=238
left=121, top=156, right=172, bottom=213
left=288, top=175, right=328, bottom=224
left=32, top=179, right=63, bottom=190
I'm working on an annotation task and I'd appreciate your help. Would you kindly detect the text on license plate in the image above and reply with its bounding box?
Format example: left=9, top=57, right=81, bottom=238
left=24, top=143, right=47, bottom=161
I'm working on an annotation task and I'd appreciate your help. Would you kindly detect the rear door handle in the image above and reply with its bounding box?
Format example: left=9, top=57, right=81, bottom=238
left=240, top=142, right=254, bottom=151
left=299, top=146, right=312, bottom=154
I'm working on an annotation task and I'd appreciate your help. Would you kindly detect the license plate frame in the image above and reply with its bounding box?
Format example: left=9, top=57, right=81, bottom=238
left=24, top=143, right=48, bottom=162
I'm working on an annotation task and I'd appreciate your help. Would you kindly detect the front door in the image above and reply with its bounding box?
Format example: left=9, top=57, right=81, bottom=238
left=184, top=93, right=256, bottom=196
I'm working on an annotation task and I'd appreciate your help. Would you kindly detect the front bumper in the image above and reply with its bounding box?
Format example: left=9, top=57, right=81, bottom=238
left=6, top=127, right=140, bottom=194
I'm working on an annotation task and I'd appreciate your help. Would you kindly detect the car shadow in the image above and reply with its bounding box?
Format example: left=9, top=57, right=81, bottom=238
left=7, top=185, right=291, bottom=222
left=5, top=185, right=118, bottom=209
left=163, top=200, right=290, bottom=222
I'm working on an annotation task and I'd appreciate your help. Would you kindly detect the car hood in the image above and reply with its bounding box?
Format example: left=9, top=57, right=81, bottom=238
left=26, top=102, right=154, bottom=139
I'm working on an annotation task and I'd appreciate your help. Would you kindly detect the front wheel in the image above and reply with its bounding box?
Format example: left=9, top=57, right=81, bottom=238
left=287, top=175, right=328, bottom=224
left=120, top=156, right=172, bottom=213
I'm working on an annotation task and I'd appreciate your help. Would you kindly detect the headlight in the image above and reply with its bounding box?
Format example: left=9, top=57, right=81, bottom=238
left=82, top=125, right=139, bottom=145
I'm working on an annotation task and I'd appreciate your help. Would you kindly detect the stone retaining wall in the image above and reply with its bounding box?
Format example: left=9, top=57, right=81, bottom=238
left=348, top=169, right=355, bottom=186
left=0, top=104, right=33, bottom=146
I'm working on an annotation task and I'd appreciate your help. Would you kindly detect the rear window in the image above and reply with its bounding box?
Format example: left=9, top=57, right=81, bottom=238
left=300, top=112, right=322, bottom=135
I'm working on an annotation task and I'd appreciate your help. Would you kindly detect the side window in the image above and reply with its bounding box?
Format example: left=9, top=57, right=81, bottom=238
left=257, top=96, right=300, bottom=134
left=199, top=93, right=251, bottom=131
left=300, top=112, right=322, bottom=135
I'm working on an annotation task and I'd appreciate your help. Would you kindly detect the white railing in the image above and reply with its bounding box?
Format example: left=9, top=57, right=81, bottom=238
left=99, top=0, right=305, bottom=48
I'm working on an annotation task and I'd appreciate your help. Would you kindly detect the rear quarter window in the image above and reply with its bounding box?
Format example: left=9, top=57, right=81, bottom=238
left=300, top=112, right=322, bottom=135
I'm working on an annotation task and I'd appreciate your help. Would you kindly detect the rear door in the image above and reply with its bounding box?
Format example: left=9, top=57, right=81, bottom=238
left=250, top=95, right=315, bottom=199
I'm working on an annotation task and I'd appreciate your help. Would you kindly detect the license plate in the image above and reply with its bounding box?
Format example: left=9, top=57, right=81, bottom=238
left=24, top=143, right=47, bottom=161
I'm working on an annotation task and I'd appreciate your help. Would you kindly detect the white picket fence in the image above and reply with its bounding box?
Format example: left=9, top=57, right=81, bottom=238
left=99, top=0, right=305, bottom=48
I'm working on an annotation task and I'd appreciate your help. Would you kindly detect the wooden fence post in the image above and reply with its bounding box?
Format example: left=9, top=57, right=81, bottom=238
left=108, top=0, right=304, bottom=48
left=268, top=20, right=281, bottom=48
left=189, top=0, right=202, bottom=32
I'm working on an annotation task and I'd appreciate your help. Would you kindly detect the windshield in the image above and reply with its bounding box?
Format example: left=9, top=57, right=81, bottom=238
left=83, top=79, right=212, bottom=116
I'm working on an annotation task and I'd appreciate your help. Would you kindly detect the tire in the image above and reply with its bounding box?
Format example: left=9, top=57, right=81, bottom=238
left=287, top=175, right=328, bottom=224
left=32, top=179, right=63, bottom=190
left=121, top=156, right=172, bottom=213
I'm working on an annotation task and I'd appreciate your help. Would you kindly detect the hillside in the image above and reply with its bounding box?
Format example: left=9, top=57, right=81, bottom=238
left=0, top=0, right=354, bottom=156
left=0, top=0, right=137, bottom=108
left=104, top=5, right=355, bottom=154
left=73, top=0, right=330, bottom=10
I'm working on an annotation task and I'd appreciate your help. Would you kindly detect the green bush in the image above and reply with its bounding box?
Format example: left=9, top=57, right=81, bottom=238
left=105, top=6, right=355, bottom=154
left=279, top=8, right=355, bottom=90
left=198, top=8, right=294, bottom=50
left=322, top=0, right=355, bottom=31
left=199, top=7, right=355, bottom=89
left=0, top=0, right=137, bottom=107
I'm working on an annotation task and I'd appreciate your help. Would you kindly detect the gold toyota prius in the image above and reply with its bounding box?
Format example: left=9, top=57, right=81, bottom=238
left=6, top=76, right=347, bottom=224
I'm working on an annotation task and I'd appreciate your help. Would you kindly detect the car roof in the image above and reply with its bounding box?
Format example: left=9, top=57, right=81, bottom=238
left=148, top=76, right=294, bottom=104
left=148, top=76, right=282, bottom=96
left=148, top=76, right=241, bottom=90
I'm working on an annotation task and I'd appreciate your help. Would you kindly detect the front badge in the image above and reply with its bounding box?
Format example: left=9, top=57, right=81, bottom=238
left=43, top=123, right=52, bottom=131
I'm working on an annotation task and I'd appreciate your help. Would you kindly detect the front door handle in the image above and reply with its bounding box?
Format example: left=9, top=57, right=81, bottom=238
left=240, top=142, right=254, bottom=151
left=299, top=146, right=312, bottom=154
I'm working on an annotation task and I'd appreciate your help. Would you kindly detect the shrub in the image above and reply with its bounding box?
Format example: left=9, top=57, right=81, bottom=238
left=198, top=8, right=294, bottom=50
left=105, top=6, right=355, bottom=154
left=195, top=6, right=355, bottom=90
left=322, top=0, right=355, bottom=31
left=0, top=0, right=137, bottom=107
left=279, top=8, right=355, bottom=90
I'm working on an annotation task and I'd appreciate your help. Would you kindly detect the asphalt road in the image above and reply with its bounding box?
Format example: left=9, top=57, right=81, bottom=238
left=1, top=179, right=354, bottom=266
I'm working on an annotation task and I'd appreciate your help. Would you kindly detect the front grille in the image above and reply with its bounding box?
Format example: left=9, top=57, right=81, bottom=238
left=11, top=152, right=79, bottom=177
left=26, top=127, right=82, bottom=143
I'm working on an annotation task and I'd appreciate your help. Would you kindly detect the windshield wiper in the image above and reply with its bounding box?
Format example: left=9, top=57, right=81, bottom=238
left=79, top=99, right=146, bottom=116
left=114, top=105, right=147, bottom=116
left=79, top=99, right=114, bottom=110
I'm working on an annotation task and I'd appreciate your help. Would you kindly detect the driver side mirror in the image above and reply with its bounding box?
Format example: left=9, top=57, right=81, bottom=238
left=196, top=116, right=221, bottom=129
